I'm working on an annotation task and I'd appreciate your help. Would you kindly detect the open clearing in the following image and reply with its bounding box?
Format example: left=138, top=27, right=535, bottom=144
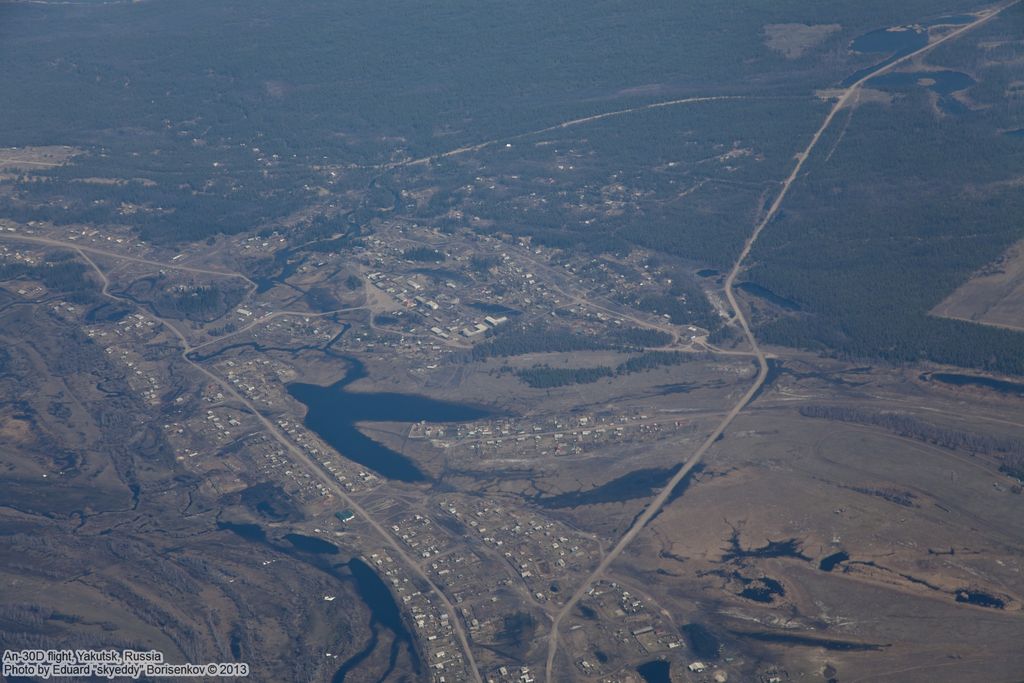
left=932, top=238, right=1024, bottom=331
left=763, top=23, right=842, bottom=59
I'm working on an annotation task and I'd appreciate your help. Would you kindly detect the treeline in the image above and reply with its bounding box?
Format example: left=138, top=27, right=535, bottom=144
left=608, top=327, right=673, bottom=348
left=617, top=350, right=694, bottom=374
left=516, top=351, right=695, bottom=388
left=0, top=259, right=96, bottom=303
left=471, top=324, right=672, bottom=360
left=158, top=286, right=236, bottom=319
left=123, top=279, right=247, bottom=322
left=609, top=261, right=723, bottom=333
left=289, top=214, right=365, bottom=249
left=2, top=165, right=315, bottom=244
left=471, top=325, right=608, bottom=359
left=470, top=255, right=501, bottom=273
left=625, top=287, right=720, bottom=333
left=1005, top=453, right=1024, bottom=481
left=746, top=96, right=1024, bottom=377
left=760, top=313, right=1024, bottom=377
left=800, top=405, right=1024, bottom=479
left=403, top=246, right=445, bottom=262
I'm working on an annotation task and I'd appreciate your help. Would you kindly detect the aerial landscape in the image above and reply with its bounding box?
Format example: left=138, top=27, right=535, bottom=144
left=0, top=1, right=1023, bottom=682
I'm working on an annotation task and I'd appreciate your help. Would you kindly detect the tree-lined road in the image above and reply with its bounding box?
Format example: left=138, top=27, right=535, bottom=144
left=542, top=3, right=1022, bottom=679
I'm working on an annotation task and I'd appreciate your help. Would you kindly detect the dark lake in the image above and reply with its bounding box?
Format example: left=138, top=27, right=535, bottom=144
left=843, top=26, right=928, bottom=86
left=852, top=26, right=928, bottom=55
left=737, top=282, right=800, bottom=311
left=955, top=589, right=1005, bottom=609
left=216, top=520, right=267, bottom=543
left=288, top=358, right=493, bottom=482
left=334, top=557, right=420, bottom=681
left=285, top=533, right=340, bottom=554
left=654, top=382, right=699, bottom=395
left=873, top=70, right=974, bottom=96
left=923, top=372, right=1024, bottom=397
left=215, top=522, right=419, bottom=680
left=85, top=302, right=131, bottom=323
left=740, top=576, right=785, bottom=603
left=819, top=551, right=849, bottom=572
left=870, top=70, right=975, bottom=114
left=534, top=464, right=681, bottom=509
left=636, top=660, right=671, bottom=683
left=1005, top=129, right=1024, bottom=138
left=722, top=536, right=807, bottom=562
left=255, top=247, right=305, bottom=293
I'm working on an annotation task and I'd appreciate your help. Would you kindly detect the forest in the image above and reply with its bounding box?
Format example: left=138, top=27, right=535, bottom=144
left=402, top=247, right=446, bottom=263
left=0, top=256, right=96, bottom=303
left=745, top=11, right=1024, bottom=376
left=0, top=0, right=983, bottom=246
left=1, top=0, right=1020, bottom=378
left=1, top=0, right=972, bottom=161
left=515, top=351, right=695, bottom=388
left=124, top=281, right=248, bottom=323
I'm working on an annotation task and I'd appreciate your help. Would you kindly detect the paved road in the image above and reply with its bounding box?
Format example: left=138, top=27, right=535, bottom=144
left=541, top=4, right=1021, bottom=679
left=60, top=246, right=485, bottom=683
left=0, top=231, right=256, bottom=288
left=6, top=9, right=1017, bottom=678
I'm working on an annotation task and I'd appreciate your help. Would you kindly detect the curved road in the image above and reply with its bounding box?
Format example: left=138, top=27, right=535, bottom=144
left=69, top=248, right=485, bottom=683
left=2, top=8, right=1014, bottom=680
left=542, top=4, right=1020, bottom=679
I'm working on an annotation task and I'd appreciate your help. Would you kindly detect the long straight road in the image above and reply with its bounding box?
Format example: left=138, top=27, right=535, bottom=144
left=542, top=4, right=1021, bottom=679
left=4, top=6, right=1016, bottom=680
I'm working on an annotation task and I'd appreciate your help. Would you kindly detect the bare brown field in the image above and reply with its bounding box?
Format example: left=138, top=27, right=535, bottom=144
left=932, top=238, right=1024, bottom=331
left=595, top=356, right=1024, bottom=682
